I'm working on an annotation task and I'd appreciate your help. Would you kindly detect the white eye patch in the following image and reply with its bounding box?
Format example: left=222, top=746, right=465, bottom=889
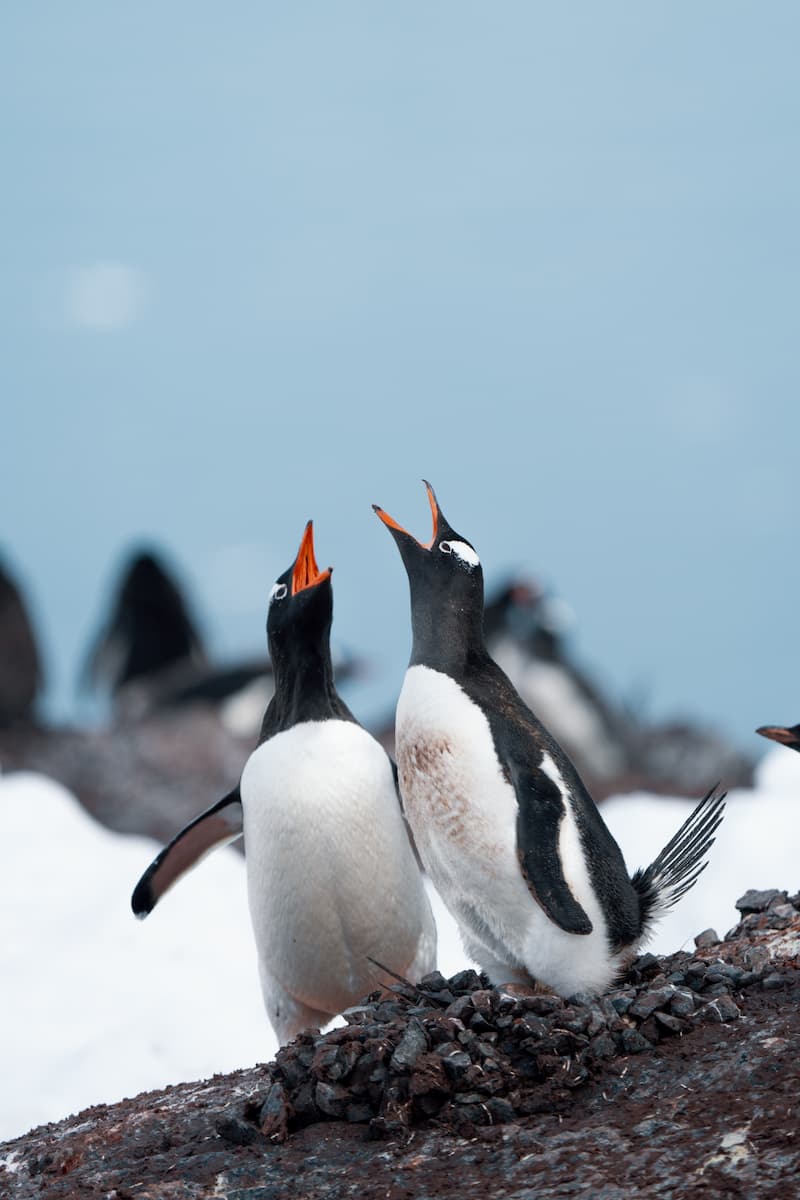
left=269, top=582, right=288, bottom=603
left=439, top=540, right=480, bottom=569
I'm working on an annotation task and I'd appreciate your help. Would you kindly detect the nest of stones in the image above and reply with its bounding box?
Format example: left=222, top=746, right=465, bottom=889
left=210, top=887, right=800, bottom=1147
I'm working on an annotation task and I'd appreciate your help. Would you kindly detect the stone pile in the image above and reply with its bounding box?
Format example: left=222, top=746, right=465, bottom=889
left=221, top=887, right=799, bottom=1145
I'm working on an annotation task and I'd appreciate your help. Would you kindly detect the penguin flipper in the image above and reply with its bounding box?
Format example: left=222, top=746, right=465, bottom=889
left=131, top=786, right=243, bottom=918
left=513, top=766, right=594, bottom=935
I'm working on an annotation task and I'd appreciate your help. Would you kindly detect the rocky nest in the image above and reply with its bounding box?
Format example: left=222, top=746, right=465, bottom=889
left=235, top=887, right=800, bottom=1143
left=3, top=888, right=798, bottom=1200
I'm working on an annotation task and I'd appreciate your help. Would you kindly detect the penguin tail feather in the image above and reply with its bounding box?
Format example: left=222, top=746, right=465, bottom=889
left=631, top=785, right=726, bottom=937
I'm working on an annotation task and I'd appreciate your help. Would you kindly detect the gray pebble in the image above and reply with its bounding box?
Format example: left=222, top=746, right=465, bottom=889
left=735, top=888, right=782, bottom=914
left=629, top=986, right=675, bottom=1019
left=699, top=995, right=741, bottom=1023
left=389, top=1020, right=428, bottom=1072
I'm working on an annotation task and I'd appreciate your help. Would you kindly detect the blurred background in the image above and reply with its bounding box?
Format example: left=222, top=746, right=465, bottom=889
left=2, top=1, right=798, bottom=755
left=3, top=2, right=800, bottom=1142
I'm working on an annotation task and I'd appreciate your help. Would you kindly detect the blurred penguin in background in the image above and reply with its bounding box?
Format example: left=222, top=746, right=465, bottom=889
left=0, top=556, right=44, bottom=727
left=83, top=547, right=362, bottom=733
left=483, top=575, right=633, bottom=786
left=83, top=549, right=208, bottom=717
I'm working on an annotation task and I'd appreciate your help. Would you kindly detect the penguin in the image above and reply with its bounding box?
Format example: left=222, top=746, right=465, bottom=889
left=0, top=557, right=44, bottom=727
left=132, top=522, right=436, bottom=1043
left=85, top=546, right=360, bottom=730
left=756, top=723, right=800, bottom=753
left=83, top=550, right=207, bottom=707
left=483, top=576, right=633, bottom=785
left=373, top=481, right=725, bottom=997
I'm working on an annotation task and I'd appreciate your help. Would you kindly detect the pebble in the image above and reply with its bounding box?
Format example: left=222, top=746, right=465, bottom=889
left=389, top=1020, right=427, bottom=1072
left=735, top=888, right=783, bottom=914
left=699, top=996, right=741, bottom=1023
left=629, top=986, right=676, bottom=1019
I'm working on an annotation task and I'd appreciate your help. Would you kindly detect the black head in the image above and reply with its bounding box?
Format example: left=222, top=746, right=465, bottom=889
left=266, top=521, right=333, bottom=660
left=91, top=548, right=205, bottom=691
left=756, top=723, right=800, bottom=754
left=373, top=481, right=484, bottom=666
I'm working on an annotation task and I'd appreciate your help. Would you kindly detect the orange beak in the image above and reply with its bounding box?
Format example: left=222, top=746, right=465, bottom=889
left=373, top=480, right=440, bottom=549
left=291, top=521, right=332, bottom=595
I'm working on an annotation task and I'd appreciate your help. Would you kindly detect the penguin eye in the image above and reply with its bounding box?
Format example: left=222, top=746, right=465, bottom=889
left=270, top=582, right=288, bottom=603
left=440, top=540, right=481, bottom=569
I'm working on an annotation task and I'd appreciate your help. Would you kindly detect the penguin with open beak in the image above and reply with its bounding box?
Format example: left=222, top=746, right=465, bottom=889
left=757, top=723, right=800, bottom=753
left=132, top=521, right=436, bottom=1042
left=374, top=481, right=724, bottom=996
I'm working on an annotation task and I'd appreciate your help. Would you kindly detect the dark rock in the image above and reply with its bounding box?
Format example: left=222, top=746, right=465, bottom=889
left=409, top=1055, right=450, bottom=1114
left=699, top=996, right=741, bottom=1023
left=314, top=1082, right=350, bottom=1118
left=419, top=970, right=450, bottom=992
left=449, top=969, right=483, bottom=994
left=620, top=1029, right=651, bottom=1054
left=762, top=972, right=786, bottom=991
left=214, top=1112, right=262, bottom=1147
left=435, top=1044, right=472, bottom=1078
left=522, top=993, right=563, bottom=1016
left=705, top=961, right=744, bottom=984
left=736, top=888, right=783, bottom=914
left=259, top=1081, right=290, bottom=1142
left=445, top=995, right=475, bottom=1022
left=628, top=986, right=675, bottom=1019
left=589, top=1032, right=618, bottom=1059
left=670, top=988, right=696, bottom=1018
left=486, top=1097, right=517, bottom=1123
left=771, top=904, right=796, bottom=921
left=585, top=1005, right=607, bottom=1036
left=345, top=1102, right=373, bottom=1123
left=637, top=1018, right=661, bottom=1044
left=654, top=1011, right=688, bottom=1035
left=389, top=1019, right=427, bottom=1072
left=626, top=953, right=660, bottom=982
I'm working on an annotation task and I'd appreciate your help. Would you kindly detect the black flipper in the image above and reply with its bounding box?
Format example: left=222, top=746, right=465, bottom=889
left=513, top=765, right=593, bottom=935
left=131, top=786, right=243, bottom=918
left=631, top=785, right=726, bottom=933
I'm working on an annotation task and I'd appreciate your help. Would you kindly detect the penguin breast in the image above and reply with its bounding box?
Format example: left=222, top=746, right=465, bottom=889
left=240, top=719, right=431, bottom=1010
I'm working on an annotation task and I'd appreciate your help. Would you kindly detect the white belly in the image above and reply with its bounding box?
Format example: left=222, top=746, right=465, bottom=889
left=396, top=664, right=619, bottom=996
left=240, top=720, right=435, bottom=1016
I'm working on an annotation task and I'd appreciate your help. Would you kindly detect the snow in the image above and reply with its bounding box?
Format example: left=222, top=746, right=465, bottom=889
left=2, top=748, right=799, bottom=1143
left=603, top=747, right=800, bottom=955
left=0, top=771, right=466, bottom=1143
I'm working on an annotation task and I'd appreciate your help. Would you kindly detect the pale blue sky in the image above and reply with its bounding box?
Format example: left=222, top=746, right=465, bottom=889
left=2, top=4, right=798, bottom=747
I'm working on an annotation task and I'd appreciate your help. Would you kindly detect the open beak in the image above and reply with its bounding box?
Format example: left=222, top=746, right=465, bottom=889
left=756, top=725, right=800, bottom=748
left=291, top=521, right=332, bottom=595
left=373, top=480, right=441, bottom=549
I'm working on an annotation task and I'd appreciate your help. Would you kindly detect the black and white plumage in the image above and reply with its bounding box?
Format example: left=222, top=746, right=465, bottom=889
left=132, top=522, right=435, bottom=1042
left=374, top=482, right=725, bottom=996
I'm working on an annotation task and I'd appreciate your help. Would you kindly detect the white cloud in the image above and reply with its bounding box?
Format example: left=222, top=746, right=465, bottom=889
left=65, top=261, right=148, bottom=330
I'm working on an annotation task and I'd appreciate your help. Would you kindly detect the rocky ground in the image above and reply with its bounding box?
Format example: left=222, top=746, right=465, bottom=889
left=2, top=888, right=798, bottom=1199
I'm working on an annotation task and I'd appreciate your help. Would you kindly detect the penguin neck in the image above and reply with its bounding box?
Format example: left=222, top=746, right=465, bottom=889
left=261, top=637, right=349, bottom=738
left=409, top=602, right=487, bottom=677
